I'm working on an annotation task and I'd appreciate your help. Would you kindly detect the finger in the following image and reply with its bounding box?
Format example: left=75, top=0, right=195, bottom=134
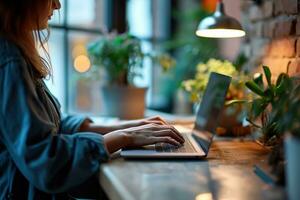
left=135, top=124, right=184, bottom=143
left=154, top=130, right=185, bottom=144
left=146, top=120, right=165, bottom=125
left=150, top=136, right=180, bottom=146
left=145, top=124, right=183, bottom=139
left=148, top=116, right=168, bottom=125
left=160, top=125, right=185, bottom=141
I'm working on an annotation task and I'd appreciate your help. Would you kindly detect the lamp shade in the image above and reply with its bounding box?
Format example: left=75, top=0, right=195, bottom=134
left=196, top=1, right=245, bottom=38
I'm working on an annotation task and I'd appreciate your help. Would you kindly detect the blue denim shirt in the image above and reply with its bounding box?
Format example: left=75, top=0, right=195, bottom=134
left=0, top=38, right=109, bottom=199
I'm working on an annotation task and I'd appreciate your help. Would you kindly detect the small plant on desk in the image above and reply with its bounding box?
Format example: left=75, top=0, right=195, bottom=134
left=245, top=66, right=292, bottom=146
left=182, top=58, right=249, bottom=136
left=245, top=65, right=300, bottom=187
left=270, top=76, right=300, bottom=199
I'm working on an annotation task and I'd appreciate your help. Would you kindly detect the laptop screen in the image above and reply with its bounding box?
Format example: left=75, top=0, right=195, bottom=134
left=192, top=72, right=231, bottom=154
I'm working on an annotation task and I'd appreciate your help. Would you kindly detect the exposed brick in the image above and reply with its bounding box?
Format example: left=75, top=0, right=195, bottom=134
left=282, top=0, right=298, bottom=14
left=287, top=59, right=300, bottom=76
left=263, top=20, right=276, bottom=38
left=263, top=1, right=274, bottom=18
left=268, top=38, right=296, bottom=58
left=274, top=0, right=284, bottom=15
left=274, top=17, right=296, bottom=38
left=297, top=38, right=300, bottom=57
left=262, top=57, right=290, bottom=78
left=249, top=5, right=264, bottom=21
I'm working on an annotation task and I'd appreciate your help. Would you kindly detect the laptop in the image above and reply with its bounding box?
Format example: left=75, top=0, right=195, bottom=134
left=121, top=72, right=231, bottom=159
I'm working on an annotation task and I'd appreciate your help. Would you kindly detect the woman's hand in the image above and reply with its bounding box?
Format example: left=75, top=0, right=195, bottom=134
left=118, top=116, right=169, bottom=129
left=103, top=123, right=185, bottom=154
left=78, top=116, right=169, bottom=135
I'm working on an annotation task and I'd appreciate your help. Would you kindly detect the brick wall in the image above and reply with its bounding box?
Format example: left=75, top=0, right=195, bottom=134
left=241, top=0, right=300, bottom=79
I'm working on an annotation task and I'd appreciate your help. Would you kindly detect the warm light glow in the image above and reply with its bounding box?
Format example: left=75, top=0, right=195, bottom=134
left=72, top=44, right=87, bottom=58
left=196, top=29, right=246, bottom=38
left=74, top=55, right=91, bottom=73
left=195, top=193, right=213, bottom=200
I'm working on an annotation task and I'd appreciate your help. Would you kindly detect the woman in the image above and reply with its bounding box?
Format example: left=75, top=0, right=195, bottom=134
left=0, top=0, right=184, bottom=199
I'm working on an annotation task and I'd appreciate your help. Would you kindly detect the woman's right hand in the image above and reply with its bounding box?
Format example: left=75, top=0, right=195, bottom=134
left=103, top=124, right=185, bottom=154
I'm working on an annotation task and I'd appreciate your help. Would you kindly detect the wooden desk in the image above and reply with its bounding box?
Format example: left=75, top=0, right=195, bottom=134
left=99, top=139, right=286, bottom=200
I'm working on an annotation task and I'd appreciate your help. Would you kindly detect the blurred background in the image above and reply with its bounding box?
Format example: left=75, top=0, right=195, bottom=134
left=46, top=0, right=246, bottom=116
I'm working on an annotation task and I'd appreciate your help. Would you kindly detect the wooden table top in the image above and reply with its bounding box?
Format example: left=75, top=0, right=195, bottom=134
left=99, top=138, right=286, bottom=200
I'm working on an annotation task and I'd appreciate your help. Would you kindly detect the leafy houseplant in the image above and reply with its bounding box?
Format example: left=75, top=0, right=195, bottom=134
left=87, top=33, right=144, bottom=86
left=270, top=77, right=300, bottom=200
left=245, top=66, right=300, bottom=194
left=182, top=59, right=248, bottom=136
left=244, top=66, right=293, bottom=145
left=182, top=59, right=244, bottom=102
left=87, top=33, right=175, bottom=119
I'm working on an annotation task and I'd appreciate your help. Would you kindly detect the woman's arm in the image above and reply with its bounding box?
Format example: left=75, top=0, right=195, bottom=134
left=78, top=116, right=169, bottom=135
left=0, top=59, right=109, bottom=193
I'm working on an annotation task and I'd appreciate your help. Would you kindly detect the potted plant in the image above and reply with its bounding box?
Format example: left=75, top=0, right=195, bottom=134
left=87, top=33, right=175, bottom=119
left=244, top=66, right=291, bottom=145
left=271, top=77, right=300, bottom=200
left=182, top=58, right=248, bottom=136
left=245, top=66, right=295, bottom=185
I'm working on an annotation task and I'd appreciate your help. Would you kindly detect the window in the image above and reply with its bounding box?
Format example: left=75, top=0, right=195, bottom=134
left=127, top=0, right=171, bottom=110
left=47, top=0, right=171, bottom=115
left=47, top=0, right=107, bottom=114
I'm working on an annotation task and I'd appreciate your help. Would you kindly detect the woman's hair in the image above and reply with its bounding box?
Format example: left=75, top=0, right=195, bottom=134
left=0, top=0, right=53, bottom=78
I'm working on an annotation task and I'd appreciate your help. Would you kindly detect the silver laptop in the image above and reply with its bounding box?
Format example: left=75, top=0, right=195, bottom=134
left=121, top=72, right=231, bottom=159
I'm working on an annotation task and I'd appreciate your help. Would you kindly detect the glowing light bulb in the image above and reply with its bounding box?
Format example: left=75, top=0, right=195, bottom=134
left=74, top=55, right=91, bottom=73
left=196, top=29, right=246, bottom=38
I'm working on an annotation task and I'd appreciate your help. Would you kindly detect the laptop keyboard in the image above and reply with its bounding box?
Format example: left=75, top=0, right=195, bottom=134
left=155, top=134, right=197, bottom=153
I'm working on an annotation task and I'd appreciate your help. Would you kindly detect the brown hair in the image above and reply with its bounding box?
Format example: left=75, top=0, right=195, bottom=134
left=0, top=0, right=53, bottom=78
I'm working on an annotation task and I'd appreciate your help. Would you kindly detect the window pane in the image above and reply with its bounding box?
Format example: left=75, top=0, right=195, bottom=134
left=67, top=32, right=103, bottom=115
left=67, top=0, right=107, bottom=30
left=127, top=0, right=152, bottom=38
left=45, top=29, right=66, bottom=112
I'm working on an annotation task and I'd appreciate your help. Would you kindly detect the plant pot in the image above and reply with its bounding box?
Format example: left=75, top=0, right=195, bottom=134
left=284, top=135, right=300, bottom=200
left=101, top=86, right=147, bottom=120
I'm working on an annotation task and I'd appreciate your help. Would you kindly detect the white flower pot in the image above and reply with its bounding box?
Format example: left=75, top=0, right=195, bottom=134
left=101, top=86, right=147, bottom=120
left=285, top=135, right=300, bottom=200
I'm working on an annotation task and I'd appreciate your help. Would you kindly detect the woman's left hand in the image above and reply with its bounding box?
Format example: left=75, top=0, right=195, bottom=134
left=78, top=116, right=169, bottom=135
left=118, top=116, right=169, bottom=129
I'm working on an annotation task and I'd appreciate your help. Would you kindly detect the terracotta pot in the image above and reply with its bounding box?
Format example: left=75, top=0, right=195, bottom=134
left=101, top=86, right=147, bottom=119
left=284, top=135, right=300, bottom=200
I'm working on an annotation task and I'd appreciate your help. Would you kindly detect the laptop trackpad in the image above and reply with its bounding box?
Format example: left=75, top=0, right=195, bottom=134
left=122, top=145, right=157, bottom=155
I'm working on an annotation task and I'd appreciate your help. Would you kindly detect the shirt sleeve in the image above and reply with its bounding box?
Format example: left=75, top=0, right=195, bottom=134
left=60, top=114, right=91, bottom=134
left=0, top=59, right=109, bottom=193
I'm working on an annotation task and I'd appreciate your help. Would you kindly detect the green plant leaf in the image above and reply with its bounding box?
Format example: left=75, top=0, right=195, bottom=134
left=276, top=73, right=288, bottom=87
left=264, top=88, right=274, bottom=99
left=275, top=73, right=290, bottom=95
left=263, top=66, right=272, bottom=87
left=251, top=99, right=268, bottom=118
left=245, top=81, right=265, bottom=96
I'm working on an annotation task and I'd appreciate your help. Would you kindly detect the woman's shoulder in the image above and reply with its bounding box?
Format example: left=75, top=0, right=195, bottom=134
left=0, top=37, right=24, bottom=66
